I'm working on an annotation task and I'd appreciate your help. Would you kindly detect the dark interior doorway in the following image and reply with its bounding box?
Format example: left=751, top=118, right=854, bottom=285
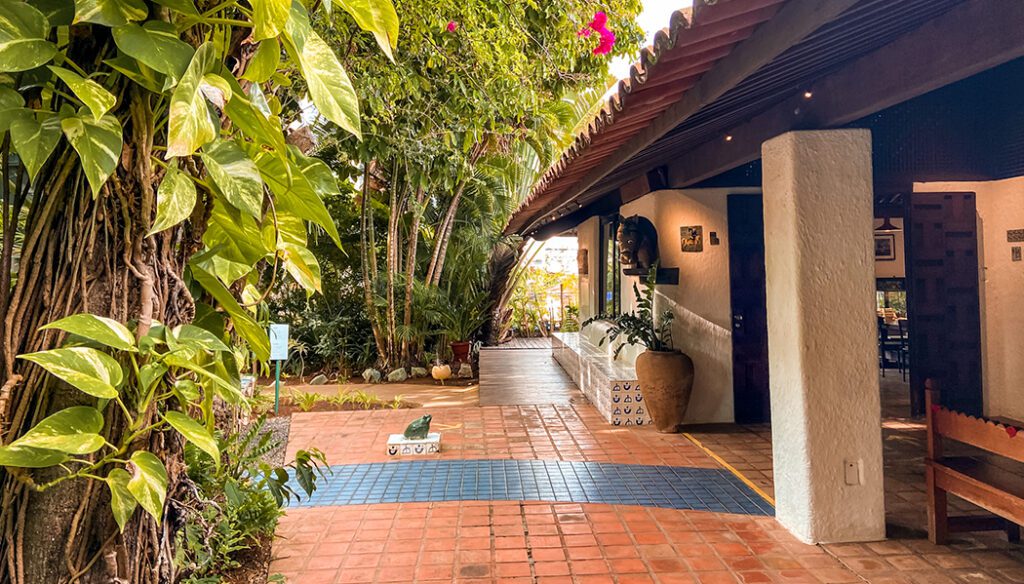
left=728, top=194, right=771, bottom=424
left=905, top=191, right=984, bottom=416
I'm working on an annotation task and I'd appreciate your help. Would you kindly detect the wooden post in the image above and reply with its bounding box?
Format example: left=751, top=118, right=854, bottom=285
left=925, top=379, right=948, bottom=544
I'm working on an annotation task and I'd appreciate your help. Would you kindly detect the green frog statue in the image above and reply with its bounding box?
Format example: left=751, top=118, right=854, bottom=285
left=403, top=414, right=432, bottom=440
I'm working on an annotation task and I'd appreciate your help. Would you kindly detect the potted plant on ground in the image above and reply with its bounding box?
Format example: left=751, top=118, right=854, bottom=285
left=432, top=287, right=489, bottom=368
left=583, top=268, right=694, bottom=433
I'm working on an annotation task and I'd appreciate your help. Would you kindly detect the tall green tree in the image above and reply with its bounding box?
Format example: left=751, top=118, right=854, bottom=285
left=0, top=0, right=395, bottom=580
left=315, top=0, right=642, bottom=367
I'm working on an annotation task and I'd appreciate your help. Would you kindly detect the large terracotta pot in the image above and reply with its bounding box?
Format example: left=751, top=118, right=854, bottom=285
left=450, top=341, right=471, bottom=366
left=635, top=350, right=694, bottom=433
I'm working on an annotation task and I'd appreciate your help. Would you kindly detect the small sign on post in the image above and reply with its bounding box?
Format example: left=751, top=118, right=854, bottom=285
left=269, top=324, right=289, bottom=414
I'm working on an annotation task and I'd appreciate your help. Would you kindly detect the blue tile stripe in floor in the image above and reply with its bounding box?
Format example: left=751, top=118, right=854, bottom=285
left=290, top=459, right=774, bottom=516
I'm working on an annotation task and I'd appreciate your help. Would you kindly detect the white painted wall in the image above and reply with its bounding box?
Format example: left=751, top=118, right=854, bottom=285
left=915, top=178, right=1024, bottom=420
left=576, top=217, right=601, bottom=324
left=762, top=130, right=885, bottom=544
left=617, top=189, right=751, bottom=424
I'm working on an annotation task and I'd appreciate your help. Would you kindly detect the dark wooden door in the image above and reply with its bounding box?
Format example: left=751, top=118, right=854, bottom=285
left=728, top=195, right=770, bottom=423
left=906, top=192, right=983, bottom=416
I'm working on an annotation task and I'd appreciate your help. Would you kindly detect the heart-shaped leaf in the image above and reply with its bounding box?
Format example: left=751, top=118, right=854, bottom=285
left=242, top=38, right=279, bottom=83
left=332, top=0, right=398, bottom=62
left=280, top=241, right=321, bottom=294
left=112, top=21, right=193, bottom=82
left=201, top=139, right=264, bottom=219
left=61, top=112, right=123, bottom=197
left=251, top=0, right=289, bottom=41
left=9, top=112, right=60, bottom=180
left=166, top=42, right=217, bottom=157
left=13, top=406, right=105, bottom=454
left=163, top=411, right=219, bottom=465
left=189, top=263, right=270, bottom=361
left=174, top=324, right=230, bottom=353
left=48, top=66, right=116, bottom=121
left=127, top=451, right=167, bottom=523
left=73, top=0, right=146, bottom=26
left=0, top=0, right=57, bottom=71
left=106, top=468, right=137, bottom=532
left=42, top=313, right=137, bottom=352
left=284, top=0, right=360, bottom=139
left=0, top=444, right=68, bottom=468
left=149, top=165, right=197, bottom=234
left=19, top=347, right=123, bottom=399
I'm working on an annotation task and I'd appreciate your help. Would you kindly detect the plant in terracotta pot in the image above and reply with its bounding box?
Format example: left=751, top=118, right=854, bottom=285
left=583, top=268, right=694, bottom=433
left=431, top=287, right=489, bottom=368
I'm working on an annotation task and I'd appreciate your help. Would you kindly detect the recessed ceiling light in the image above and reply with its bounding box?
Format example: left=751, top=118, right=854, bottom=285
left=803, top=91, right=813, bottom=99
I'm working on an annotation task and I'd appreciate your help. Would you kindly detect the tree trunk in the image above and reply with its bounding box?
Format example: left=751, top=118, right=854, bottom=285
left=401, top=187, right=426, bottom=363
left=0, top=88, right=198, bottom=582
left=424, top=180, right=466, bottom=287
left=359, top=164, right=387, bottom=364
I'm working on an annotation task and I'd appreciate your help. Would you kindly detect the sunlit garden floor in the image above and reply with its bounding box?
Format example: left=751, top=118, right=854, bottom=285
left=267, top=349, right=1024, bottom=583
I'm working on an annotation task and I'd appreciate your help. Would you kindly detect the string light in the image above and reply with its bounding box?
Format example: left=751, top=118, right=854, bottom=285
left=724, top=134, right=733, bottom=142
left=803, top=90, right=813, bottom=99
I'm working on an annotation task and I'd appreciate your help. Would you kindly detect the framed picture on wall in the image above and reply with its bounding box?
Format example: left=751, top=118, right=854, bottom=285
left=875, top=234, right=896, bottom=261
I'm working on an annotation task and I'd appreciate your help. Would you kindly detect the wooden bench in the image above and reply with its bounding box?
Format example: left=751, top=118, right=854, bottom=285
left=925, top=381, right=1024, bottom=544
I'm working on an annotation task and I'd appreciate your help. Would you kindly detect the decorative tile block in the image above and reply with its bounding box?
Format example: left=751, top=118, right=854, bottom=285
left=552, top=334, right=652, bottom=426
left=386, top=433, right=441, bottom=456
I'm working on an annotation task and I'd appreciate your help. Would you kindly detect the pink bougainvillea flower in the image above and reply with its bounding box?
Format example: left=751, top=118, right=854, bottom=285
left=593, top=28, right=616, bottom=55
left=447, top=20, right=459, bottom=32
left=580, top=11, right=615, bottom=55
left=1008, top=426, right=1019, bottom=438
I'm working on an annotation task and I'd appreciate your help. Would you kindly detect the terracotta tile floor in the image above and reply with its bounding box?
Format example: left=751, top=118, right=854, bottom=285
left=687, top=377, right=1024, bottom=583
left=273, top=501, right=857, bottom=584
left=285, top=405, right=718, bottom=468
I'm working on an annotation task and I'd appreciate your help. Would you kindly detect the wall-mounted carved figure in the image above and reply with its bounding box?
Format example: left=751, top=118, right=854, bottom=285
left=617, top=215, right=659, bottom=271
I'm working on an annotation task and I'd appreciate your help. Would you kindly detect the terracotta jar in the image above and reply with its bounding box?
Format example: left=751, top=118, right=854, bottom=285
left=635, top=350, right=694, bottom=433
left=450, top=341, right=471, bottom=366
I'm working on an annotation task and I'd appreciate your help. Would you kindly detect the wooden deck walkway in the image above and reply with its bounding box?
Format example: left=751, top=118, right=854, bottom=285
left=478, top=346, right=581, bottom=406
left=493, top=336, right=552, bottom=349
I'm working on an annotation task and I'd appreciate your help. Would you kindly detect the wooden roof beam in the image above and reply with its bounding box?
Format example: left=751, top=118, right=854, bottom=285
left=520, top=0, right=861, bottom=235
left=666, top=0, right=1024, bottom=189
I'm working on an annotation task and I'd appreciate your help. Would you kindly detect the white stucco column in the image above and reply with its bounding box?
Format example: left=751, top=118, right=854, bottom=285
left=761, top=130, right=885, bottom=543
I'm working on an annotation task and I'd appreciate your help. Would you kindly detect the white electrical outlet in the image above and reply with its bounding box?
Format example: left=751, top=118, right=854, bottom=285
left=844, top=459, right=862, bottom=486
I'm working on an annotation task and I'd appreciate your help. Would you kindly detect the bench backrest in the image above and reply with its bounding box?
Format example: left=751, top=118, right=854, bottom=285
left=926, top=381, right=1024, bottom=464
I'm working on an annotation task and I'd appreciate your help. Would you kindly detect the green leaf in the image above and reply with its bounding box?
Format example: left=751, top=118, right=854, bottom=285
left=0, top=87, right=26, bottom=133
left=138, top=362, right=167, bottom=395
left=201, top=198, right=269, bottom=283
left=162, top=354, right=239, bottom=401
left=13, top=406, right=104, bottom=454
left=32, top=0, right=75, bottom=26
left=61, top=112, right=123, bottom=197
left=242, top=38, right=279, bottom=83
left=19, top=347, right=123, bottom=399
left=9, top=111, right=60, bottom=181
left=189, top=263, right=270, bottom=361
left=41, top=313, right=137, bottom=352
left=106, top=468, right=137, bottom=532
left=73, top=0, right=146, bottom=26
left=333, top=0, right=398, bottom=62
left=105, top=53, right=164, bottom=93
left=222, top=73, right=286, bottom=153
left=0, top=0, right=58, bottom=71
left=162, top=411, right=219, bottom=465
left=149, top=165, right=196, bottom=234
left=48, top=66, right=115, bottom=121
left=284, top=0, right=360, bottom=139
left=246, top=144, right=341, bottom=247
left=174, top=324, right=230, bottom=352
left=166, top=42, right=217, bottom=157
left=127, top=451, right=167, bottom=523
left=200, top=140, right=263, bottom=218
left=280, top=241, right=321, bottom=294
left=0, top=444, right=68, bottom=468
left=111, top=21, right=192, bottom=82
left=151, top=0, right=196, bottom=15
left=251, top=0, right=289, bottom=41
